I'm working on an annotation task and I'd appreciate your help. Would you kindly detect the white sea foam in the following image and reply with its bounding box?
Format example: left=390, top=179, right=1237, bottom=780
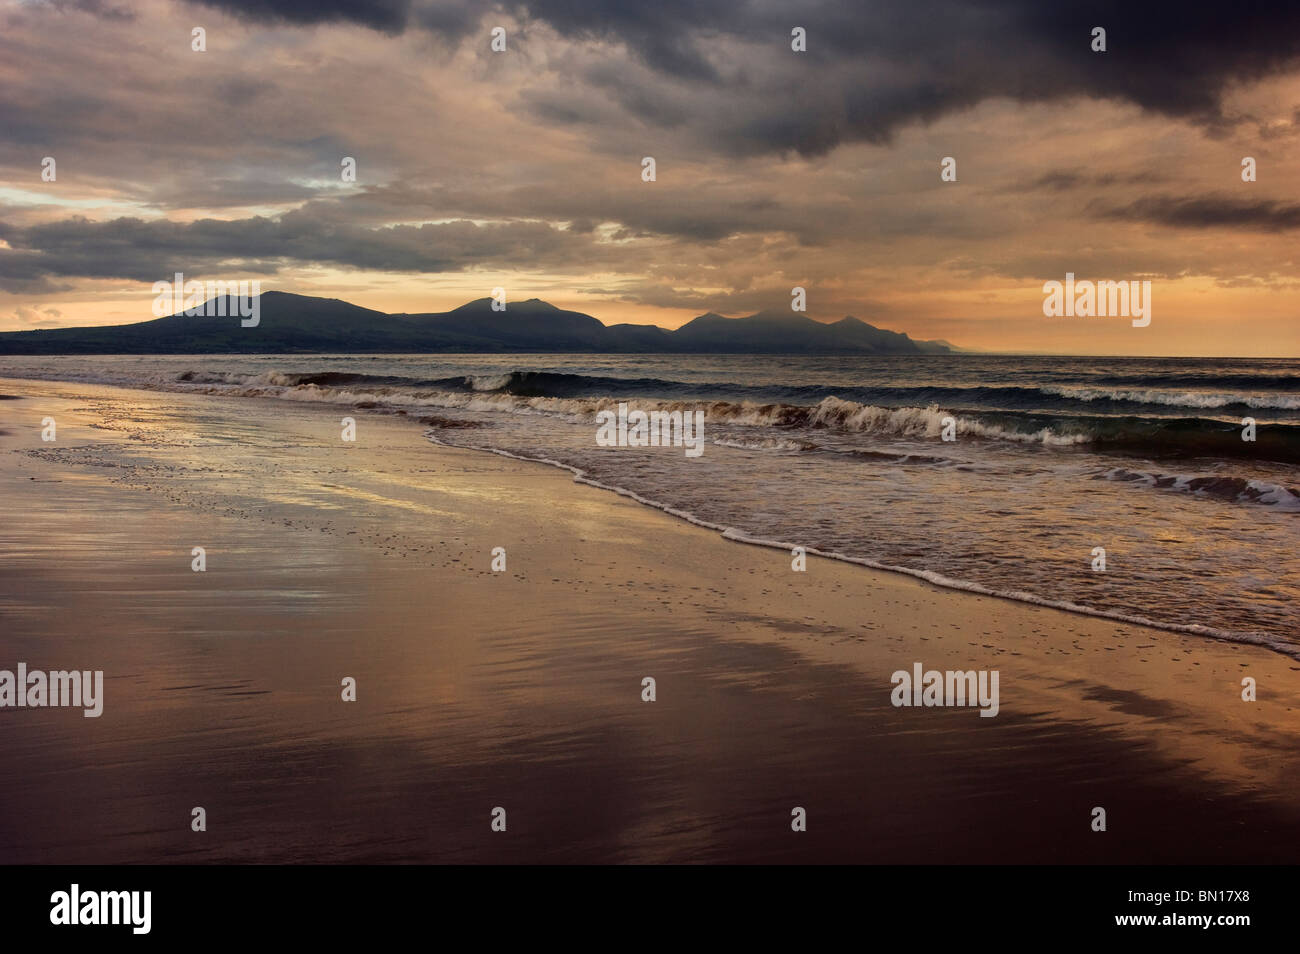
left=1100, top=467, right=1300, bottom=511
left=167, top=378, right=1092, bottom=447
left=1044, top=385, right=1300, bottom=410
left=468, top=373, right=514, bottom=391
left=712, top=437, right=812, bottom=451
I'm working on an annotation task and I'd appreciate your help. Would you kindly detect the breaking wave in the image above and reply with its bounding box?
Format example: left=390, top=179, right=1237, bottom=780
left=1098, top=467, right=1300, bottom=511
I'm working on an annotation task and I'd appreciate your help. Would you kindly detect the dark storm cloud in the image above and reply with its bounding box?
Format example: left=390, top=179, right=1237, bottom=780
left=1095, top=195, right=1300, bottom=231
left=410, top=1, right=495, bottom=40
left=178, top=0, right=1300, bottom=158
left=0, top=211, right=599, bottom=291
left=507, top=0, right=729, bottom=81
left=635, top=0, right=1300, bottom=157
left=190, top=0, right=484, bottom=39
left=192, top=0, right=414, bottom=33
left=513, top=0, right=1300, bottom=118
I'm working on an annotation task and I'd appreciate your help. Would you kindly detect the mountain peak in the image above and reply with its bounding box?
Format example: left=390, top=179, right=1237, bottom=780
left=745, top=308, right=815, bottom=323
left=450, top=297, right=564, bottom=315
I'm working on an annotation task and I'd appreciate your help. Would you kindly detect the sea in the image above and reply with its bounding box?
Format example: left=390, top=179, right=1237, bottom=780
left=3, top=352, right=1297, bottom=657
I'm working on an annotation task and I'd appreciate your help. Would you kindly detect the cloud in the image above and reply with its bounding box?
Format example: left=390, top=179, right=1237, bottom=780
left=97, top=1, right=1300, bottom=159
left=193, top=0, right=415, bottom=33
left=40, top=0, right=135, bottom=22
left=10, top=305, right=62, bottom=327
left=509, top=0, right=1300, bottom=157
left=1095, top=195, right=1300, bottom=231
left=0, top=211, right=613, bottom=290
left=1019, top=169, right=1165, bottom=193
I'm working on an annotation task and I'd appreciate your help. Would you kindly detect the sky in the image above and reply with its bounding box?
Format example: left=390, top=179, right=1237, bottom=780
left=1, top=0, right=1299, bottom=355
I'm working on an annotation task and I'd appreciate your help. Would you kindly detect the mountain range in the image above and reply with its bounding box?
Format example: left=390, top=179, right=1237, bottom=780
left=0, top=292, right=955, bottom=354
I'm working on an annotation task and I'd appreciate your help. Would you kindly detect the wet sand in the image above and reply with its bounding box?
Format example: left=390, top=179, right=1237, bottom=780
left=2, top=376, right=1299, bottom=863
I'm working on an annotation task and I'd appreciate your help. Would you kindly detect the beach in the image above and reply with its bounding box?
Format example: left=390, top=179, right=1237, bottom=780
left=2, top=375, right=1299, bottom=864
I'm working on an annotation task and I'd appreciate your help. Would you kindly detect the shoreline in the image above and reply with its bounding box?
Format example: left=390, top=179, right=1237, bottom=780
left=2, top=374, right=1300, bottom=863
left=430, top=433, right=1299, bottom=660
left=3, top=366, right=1293, bottom=658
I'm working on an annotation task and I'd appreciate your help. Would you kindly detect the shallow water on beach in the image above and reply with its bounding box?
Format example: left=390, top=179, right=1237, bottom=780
left=4, top=353, right=1296, bottom=656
